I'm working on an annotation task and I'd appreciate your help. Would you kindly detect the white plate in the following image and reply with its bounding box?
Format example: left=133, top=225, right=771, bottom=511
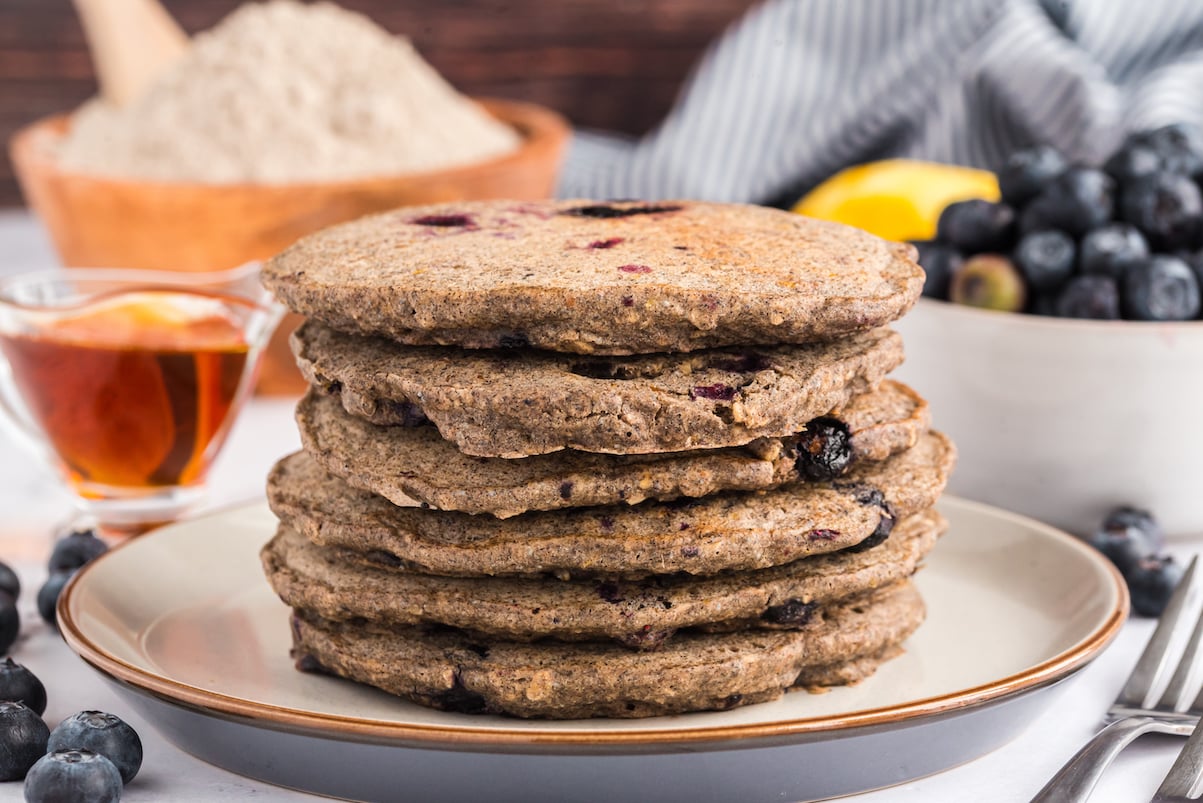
left=60, top=496, right=1126, bottom=803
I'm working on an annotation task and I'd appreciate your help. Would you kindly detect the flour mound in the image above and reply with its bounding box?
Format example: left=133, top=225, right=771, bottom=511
left=56, top=0, right=522, bottom=183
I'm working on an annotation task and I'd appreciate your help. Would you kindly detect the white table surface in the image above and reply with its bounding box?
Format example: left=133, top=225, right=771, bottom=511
left=0, top=208, right=1194, bottom=802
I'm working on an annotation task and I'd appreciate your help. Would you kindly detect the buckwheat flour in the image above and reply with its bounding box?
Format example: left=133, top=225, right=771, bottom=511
left=55, top=0, right=522, bottom=183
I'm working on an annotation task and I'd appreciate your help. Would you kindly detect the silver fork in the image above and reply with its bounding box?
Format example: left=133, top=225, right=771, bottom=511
left=1032, top=555, right=1203, bottom=803
left=1152, top=710, right=1203, bottom=802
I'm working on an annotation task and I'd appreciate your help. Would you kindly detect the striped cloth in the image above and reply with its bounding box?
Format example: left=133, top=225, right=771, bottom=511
left=556, top=0, right=1203, bottom=206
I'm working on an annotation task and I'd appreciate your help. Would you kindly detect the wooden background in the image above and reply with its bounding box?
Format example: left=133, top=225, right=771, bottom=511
left=0, top=0, right=757, bottom=207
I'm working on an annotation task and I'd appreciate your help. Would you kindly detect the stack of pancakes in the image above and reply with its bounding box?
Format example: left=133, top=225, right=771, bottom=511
left=259, top=199, right=955, bottom=719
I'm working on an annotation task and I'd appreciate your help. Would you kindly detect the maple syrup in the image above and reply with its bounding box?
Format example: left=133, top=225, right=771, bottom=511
left=0, top=291, right=252, bottom=492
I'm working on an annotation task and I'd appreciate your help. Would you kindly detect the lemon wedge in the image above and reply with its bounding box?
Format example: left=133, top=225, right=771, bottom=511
left=792, top=159, right=1000, bottom=242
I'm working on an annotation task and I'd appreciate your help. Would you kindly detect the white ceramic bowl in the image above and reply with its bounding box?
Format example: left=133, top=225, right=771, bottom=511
left=893, top=298, right=1203, bottom=537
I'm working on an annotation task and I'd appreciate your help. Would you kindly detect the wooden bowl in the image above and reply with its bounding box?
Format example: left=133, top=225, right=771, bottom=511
left=9, top=99, right=570, bottom=394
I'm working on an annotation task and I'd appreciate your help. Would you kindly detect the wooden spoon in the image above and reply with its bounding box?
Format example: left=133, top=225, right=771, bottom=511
left=72, top=0, right=189, bottom=107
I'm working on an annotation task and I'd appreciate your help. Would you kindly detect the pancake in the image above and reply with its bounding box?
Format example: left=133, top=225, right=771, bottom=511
left=266, top=431, right=955, bottom=579
left=291, top=321, right=904, bottom=457
left=262, top=508, right=943, bottom=647
left=296, top=379, right=930, bottom=518
left=288, top=580, right=925, bottom=718
left=262, top=199, right=923, bottom=355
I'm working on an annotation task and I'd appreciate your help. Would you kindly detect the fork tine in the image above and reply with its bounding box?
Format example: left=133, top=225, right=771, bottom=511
left=1153, top=722, right=1203, bottom=802
left=1117, top=556, right=1203, bottom=710
left=1158, top=600, right=1203, bottom=712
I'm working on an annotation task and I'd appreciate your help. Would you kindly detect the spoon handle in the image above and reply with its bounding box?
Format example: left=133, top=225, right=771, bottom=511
left=72, top=0, right=189, bottom=107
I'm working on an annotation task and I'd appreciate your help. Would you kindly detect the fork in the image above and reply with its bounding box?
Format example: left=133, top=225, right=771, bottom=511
left=1152, top=707, right=1203, bottom=802
left=1032, top=555, right=1203, bottom=803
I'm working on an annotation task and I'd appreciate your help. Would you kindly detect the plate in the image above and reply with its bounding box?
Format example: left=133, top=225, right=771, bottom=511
left=60, top=496, right=1127, bottom=802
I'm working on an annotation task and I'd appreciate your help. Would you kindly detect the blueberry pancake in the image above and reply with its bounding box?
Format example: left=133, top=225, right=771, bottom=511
left=262, top=199, right=924, bottom=355
left=262, top=508, right=943, bottom=647
left=296, top=380, right=930, bottom=518
left=266, top=431, right=955, bottom=579
left=288, top=580, right=925, bottom=719
left=291, top=321, right=904, bottom=457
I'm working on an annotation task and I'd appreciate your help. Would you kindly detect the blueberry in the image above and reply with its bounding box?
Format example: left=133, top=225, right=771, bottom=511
left=48, top=711, right=142, bottom=784
left=1054, top=275, right=1121, bottom=319
left=998, top=145, right=1067, bottom=206
left=0, top=701, right=49, bottom=781
left=47, top=530, right=107, bottom=574
left=0, top=562, right=19, bottom=601
left=1120, top=172, right=1203, bottom=250
left=23, top=750, right=122, bottom=803
left=936, top=200, right=1017, bottom=253
left=1122, top=255, right=1201, bottom=321
left=1128, top=555, right=1185, bottom=618
left=1181, top=250, right=1203, bottom=311
left=844, top=505, right=896, bottom=553
left=1102, top=506, right=1164, bottom=551
left=0, top=592, right=17, bottom=655
left=411, top=214, right=474, bottom=228
left=1028, top=292, right=1060, bottom=316
left=0, top=659, right=46, bottom=716
left=1016, top=194, right=1062, bottom=237
left=761, top=598, right=817, bottom=626
left=1014, top=229, right=1075, bottom=292
left=1104, top=142, right=1163, bottom=184
left=909, top=240, right=962, bottom=300
left=1130, top=123, right=1203, bottom=177
left=1086, top=525, right=1156, bottom=577
left=37, top=573, right=72, bottom=628
left=565, top=203, right=682, bottom=219
left=793, top=417, right=853, bottom=481
left=1022, top=168, right=1115, bottom=237
left=1079, top=223, right=1150, bottom=279
left=949, top=254, right=1027, bottom=311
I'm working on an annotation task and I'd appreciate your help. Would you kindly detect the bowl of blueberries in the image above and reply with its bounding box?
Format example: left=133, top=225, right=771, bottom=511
left=893, top=124, right=1203, bottom=538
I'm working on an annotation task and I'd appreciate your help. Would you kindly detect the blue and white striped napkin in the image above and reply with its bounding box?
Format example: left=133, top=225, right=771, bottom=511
left=556, top=0, right=1203, bottom=206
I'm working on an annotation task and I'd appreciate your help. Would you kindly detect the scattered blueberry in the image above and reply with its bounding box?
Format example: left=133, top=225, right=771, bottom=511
left=1014, top=229, right=1075, bottom=291
left=23, top=750, right=122, bottom=803
left=37, top=573, right=72, bottom=628
left=0, top=593, right=18, bottom=655
left=47, top=711, right=142, bottom=784
left=1078, top=223, right=1149, bottom=279
left=1054, top=275, right=1121, bottom=319
left=949, top=254, right=1027, bottom=311
left=936, top=199, right=1016, bottom=253
left=1086, top=525, right=1156, bottom=577
left=1122, top=254, right=1201, bottom=321
left=1024, top=167, right=1115, bottom=237
left=1120, top=172, right=1203, bottom=251
left=1128, top=555, right=1186, bottom=617
left=0, top=701, right=49, bottom=781
left=0, top=561, right=19, bottom=601
left=1102, top=506, right=1164, bottom=551
left=47, top=530, right=107, bottom=574
left=0, top=659, right=46, bottom=716
left=998, top=145, right=1067, bottom=206
left=909, top=240, right=962, bottom=300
